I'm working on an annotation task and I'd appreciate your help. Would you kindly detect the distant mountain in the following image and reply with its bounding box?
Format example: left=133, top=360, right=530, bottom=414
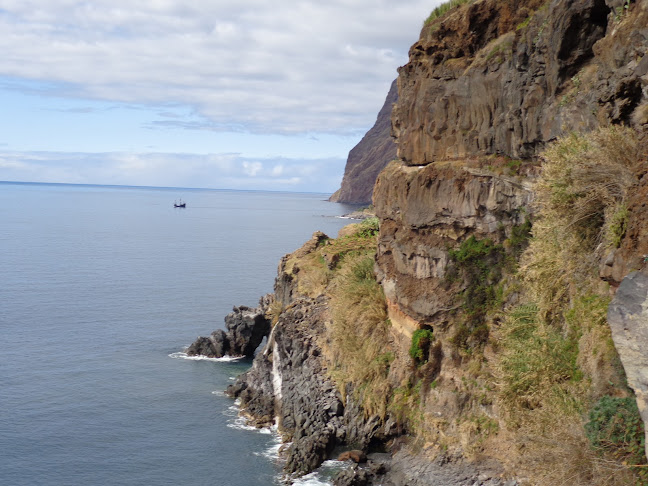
left=329, top=79, right=397, bottom=205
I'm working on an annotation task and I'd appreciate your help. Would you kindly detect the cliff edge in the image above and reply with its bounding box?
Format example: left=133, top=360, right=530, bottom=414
left=329, top=80, right=398, bottom=205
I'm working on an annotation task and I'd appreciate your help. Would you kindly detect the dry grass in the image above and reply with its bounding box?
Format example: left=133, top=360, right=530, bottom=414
left=325, top=253, right=394, bottom=419
left=493, top=304, right=585, bottom=419
left=522, top=126, right=639, bottom=320
left=518, top=419, right=640, bottom=486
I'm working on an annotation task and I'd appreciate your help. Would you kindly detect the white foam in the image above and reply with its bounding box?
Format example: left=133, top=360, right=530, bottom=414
left=271, top=341, right=282, bottom=400
left=290, top=460, right=346, bottom=486
left=291, top=472, right=333, bottom=486
left=254, top=437, right=283, bottom=459
left=227, top=415, right=262, bottom=432
left=226, top=414, right=277, bottom=436
left=168, top=351, right=243, bottom=362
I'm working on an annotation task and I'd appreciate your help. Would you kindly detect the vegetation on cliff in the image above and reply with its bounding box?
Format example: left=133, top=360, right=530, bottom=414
left=307, top=127, right=645, bottom=485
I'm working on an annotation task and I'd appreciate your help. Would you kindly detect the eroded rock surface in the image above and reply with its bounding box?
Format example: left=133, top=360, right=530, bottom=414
left=393, top=0, right=648, bottom=164
left=374, top=161, right=533, bottom=326
left=186, top=303, right=271, bottom=358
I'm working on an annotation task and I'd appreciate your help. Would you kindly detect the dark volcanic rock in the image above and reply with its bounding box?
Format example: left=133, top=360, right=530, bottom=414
left=329, top=79, right=398, bottom=205
left=185, top=329, right=229, bottom=357
left=334, top=450, right=518, bottom=486
left=225, top=305, right=271, bottom=356
left=186, top=302, right=271, bottom=358
left=227, top=297, right=343, bottom=474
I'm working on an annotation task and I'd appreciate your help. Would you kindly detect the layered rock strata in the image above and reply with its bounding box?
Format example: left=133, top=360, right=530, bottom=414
left=375, top=0, right=648, bottom=457
left=374, top=162, right=533, bottom=330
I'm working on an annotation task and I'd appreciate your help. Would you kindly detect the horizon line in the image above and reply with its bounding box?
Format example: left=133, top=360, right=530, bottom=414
left=0, top=179, right=336, bottom=196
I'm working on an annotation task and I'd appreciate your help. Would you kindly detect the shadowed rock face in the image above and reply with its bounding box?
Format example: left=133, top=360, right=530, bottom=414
left=607, top=269, right=648, bottom=459
left=329, top=80, right=398, bottom=205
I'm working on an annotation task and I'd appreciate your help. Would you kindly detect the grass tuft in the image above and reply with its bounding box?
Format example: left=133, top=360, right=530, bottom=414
left=424, top=0, right=473, bottom=26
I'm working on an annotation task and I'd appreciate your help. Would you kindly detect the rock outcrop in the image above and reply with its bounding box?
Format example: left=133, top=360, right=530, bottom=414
left=393, top=0, right=647, bottom=164
left=607, top=268, right=648, bottom=459
left=374, top=0, right=648, bottom=468
left=329, top=80, right=398, bottom=205
left=186, top=303, right=271, bottom=358
left=226, top=234, right=397, bottom=477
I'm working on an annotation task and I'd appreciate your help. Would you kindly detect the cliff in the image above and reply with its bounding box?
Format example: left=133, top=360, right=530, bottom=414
left=329, top=80, right=398, bottom=205
left=202, top=1, right=648, bottom=484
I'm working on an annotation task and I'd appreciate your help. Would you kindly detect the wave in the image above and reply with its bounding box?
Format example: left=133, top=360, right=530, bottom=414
left=168, top=351, right=243, bottom=362
left=291, top=460, right=346, bottom=486
left=226, top=413, right=277, bottom=436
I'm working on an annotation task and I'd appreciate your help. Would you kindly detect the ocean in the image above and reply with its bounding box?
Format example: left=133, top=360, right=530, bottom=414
left=0, top=182, right=358, bottom=486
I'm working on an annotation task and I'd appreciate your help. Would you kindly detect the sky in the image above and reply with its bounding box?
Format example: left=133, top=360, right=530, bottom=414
left=0, top=0, right=441, bottom=192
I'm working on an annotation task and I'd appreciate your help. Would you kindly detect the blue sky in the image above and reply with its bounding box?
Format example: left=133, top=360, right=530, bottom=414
left=0, top=1, right=440, bottom=192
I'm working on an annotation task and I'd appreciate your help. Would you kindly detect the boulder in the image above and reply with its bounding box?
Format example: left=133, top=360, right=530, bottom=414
left=607, top=269, right=648, bottom=459
left=338, top=450, right=367, bottom=463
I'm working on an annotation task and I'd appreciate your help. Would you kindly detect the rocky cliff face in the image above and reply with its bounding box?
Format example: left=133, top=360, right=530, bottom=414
left=329, top=80, right=398, bottom=205
left=371, top=0, right=648, bottom=481
left=225, top=228, right=518, bottom=485
left=374, top=161, right=533, bottom=327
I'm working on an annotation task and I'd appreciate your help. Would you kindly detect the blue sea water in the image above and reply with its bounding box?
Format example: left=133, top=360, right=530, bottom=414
left=0, top=182, right=358, bottom=486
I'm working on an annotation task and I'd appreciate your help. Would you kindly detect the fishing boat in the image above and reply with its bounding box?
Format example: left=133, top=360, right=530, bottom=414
left=174, top=199, right=186, bottom=208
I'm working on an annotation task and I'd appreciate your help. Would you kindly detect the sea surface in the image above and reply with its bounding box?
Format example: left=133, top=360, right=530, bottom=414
left=0, top=182, right=359, bottom=486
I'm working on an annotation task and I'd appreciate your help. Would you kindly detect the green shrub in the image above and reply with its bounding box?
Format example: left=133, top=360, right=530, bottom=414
left=607, top=203, right=629, bottom=248
left=409, top=329, right=435, bottom=363
left=507, top=219, right=532, bottom=256
left=585, top=395, right=647, bottom=481
left=356, top=217, right=379, bottom=238
left=448, top=235, right=505, bottom=349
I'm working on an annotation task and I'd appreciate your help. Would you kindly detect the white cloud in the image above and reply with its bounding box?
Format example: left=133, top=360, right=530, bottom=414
left=242, top=161, right=262, bottom=177
left=0, top=150, right=345, bottom=192
left=0, top=0, right=438, bottom=135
